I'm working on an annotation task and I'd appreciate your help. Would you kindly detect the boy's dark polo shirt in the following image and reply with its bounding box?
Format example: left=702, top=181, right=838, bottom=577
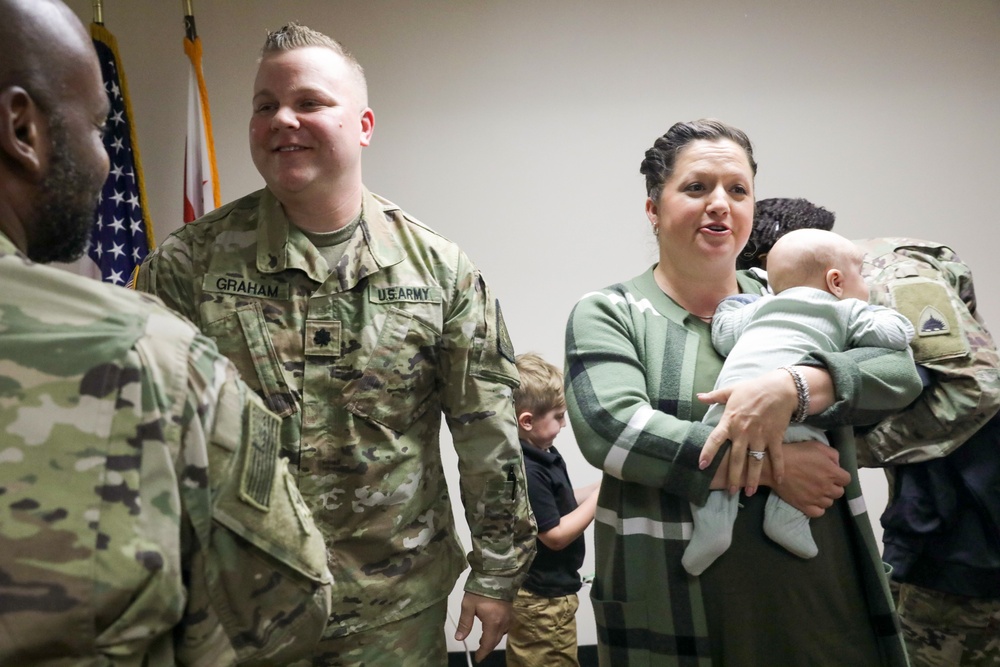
left=520, top=441, right=585, bottom=596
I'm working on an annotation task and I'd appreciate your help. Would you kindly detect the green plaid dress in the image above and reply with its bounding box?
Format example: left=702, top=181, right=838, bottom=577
left=565, top=267, right=918, bottom=666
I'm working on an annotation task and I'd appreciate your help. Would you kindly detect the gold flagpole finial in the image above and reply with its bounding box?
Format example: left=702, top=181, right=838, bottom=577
left=92, top=0, right=103, bottom=25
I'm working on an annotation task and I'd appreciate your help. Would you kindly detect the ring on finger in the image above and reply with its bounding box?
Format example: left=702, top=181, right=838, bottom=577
left=747, top=450, right=766, bottom=461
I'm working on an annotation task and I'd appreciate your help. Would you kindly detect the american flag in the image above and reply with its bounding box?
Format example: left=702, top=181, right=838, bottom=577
left=85, top=23, right=153, bottom=286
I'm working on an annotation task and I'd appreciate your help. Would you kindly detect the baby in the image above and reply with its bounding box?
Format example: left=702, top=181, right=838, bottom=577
left=682, top=228, right=914, bottom=576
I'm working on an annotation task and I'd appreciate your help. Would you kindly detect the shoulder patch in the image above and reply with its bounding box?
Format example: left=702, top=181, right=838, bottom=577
left=496, top=298, right=515, bottom=364
left=917, top=305, right=950, bottom=336
left=240, top=400, right=280, bottom=511
left=889, top=277, right=967, bottom=362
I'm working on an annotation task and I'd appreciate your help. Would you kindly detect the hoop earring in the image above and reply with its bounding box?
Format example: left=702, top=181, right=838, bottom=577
left=739, top=239, right=758, bottom=261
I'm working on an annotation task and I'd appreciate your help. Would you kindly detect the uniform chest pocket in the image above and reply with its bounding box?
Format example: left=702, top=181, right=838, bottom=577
left=345, top=308, right=439, bottom=433
left=201, top=299, right=298, bottom=418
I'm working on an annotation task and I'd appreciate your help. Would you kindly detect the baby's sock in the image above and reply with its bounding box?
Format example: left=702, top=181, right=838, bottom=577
left=763, top=493, right=818, bottom=559
left=683, top=491, right=739, bottom=576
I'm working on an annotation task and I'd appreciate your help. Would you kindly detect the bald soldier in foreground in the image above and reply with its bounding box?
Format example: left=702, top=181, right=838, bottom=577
left=0, top=1, right=333, bottom=664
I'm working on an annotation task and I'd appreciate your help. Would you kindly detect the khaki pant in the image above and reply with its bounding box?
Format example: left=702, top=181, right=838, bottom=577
left=895, top=582, right=1000, bottom=667
left=290, top=598, right=448, bottom=667
left=506, top=588, right=580, bottom=667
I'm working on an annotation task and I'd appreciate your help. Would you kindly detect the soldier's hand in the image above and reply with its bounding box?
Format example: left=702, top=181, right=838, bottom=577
left=455, top=592, right=512, bottom=663
left=771, top=441, right=849, bottom=518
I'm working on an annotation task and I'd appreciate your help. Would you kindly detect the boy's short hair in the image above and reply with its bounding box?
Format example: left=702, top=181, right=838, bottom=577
left=513, top=353, right=565, bottom=416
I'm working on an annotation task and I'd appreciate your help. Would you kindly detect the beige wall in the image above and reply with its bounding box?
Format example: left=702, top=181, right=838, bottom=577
left=65, top=0, right=1000, bottom=652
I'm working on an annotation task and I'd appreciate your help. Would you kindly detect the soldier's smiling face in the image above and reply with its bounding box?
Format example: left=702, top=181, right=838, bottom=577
left=249, top=46, right=373, bottom=202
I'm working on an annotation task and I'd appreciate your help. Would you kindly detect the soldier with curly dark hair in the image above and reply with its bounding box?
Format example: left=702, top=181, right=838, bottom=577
left=742, top=197, right=1000, bottom=667
left=737, top=197, right=836, bottom=270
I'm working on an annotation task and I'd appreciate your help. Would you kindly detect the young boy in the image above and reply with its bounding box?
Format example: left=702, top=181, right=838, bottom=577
left=682, top=229, right=915, bottom=576
left=506, top=353, right=600, bottom=667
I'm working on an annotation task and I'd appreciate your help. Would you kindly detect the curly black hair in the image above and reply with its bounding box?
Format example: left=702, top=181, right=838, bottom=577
left=737, top=198, right=836, bottom=270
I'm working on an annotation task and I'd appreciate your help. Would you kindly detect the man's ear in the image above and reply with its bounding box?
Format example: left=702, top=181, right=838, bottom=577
left=0, top=86, right=45, bottom=177
left=826, top=268, right=844, bottom=297
left=359, top=107, right=374, bottom=147
left=516, top=410, right=534, bottom=432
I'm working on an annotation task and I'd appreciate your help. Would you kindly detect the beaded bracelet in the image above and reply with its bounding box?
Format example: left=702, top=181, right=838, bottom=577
left=780, top=365, right=810, bottom=423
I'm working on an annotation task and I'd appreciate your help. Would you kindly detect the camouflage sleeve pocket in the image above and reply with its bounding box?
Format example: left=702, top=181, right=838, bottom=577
left=469, top=275, right=519, bottom=388
left=478, top=477, right=517, bottom=571
left=202, top=385, right=332, bottom=661
left=210, top=389, right=330, bottom=584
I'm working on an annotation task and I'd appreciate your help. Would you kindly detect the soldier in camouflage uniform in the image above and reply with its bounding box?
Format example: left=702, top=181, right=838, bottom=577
left=747, top=198, right=1000, bottom=667
left=0, top=1, right=333, bottom=664
left=136, top=22, right=536, bottom=666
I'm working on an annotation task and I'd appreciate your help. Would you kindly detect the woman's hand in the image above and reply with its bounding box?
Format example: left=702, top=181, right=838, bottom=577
left=698, top=368, right=798, bottom=494
left=768, top=440, right=850, bottom=517
left=707, top=440, right=849, bottom=519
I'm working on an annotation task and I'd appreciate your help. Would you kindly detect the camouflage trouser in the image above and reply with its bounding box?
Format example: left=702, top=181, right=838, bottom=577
left=290, top=599, right=448, bottom=667
left=506, top=588, right=580, bottom=667
left=894, top=582, right=1000, bottom=667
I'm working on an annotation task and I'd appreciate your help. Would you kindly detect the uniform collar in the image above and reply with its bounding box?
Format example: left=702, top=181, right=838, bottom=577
left=520, top=440, right=562, bottom=464
left=255, top=186, right=405, bottom=289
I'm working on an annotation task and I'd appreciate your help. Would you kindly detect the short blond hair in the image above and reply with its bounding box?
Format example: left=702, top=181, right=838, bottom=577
left=260, top=22, right=368, bottom=107
left=513, top=353, right=565, bottom=416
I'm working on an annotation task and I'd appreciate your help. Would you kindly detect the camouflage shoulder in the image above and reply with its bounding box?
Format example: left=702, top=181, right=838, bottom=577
left=80, top=267, right=202, bottom=334
left=855, top=237, right=960, bottom=268
left=189, top=189, right=263, bottom=226
left=368, top=189, right=455, bottom=242
left=6, top=257, right=175, bottom=329
left=164, top=190, right=264, bottom=245
left=138, top=190, right=265, bottom=284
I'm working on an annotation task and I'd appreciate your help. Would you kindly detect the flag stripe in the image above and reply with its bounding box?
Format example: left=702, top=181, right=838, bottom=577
left=184, top=35, right=220, bottom=221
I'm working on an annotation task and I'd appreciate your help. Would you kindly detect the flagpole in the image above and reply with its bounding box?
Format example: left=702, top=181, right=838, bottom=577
left=92, top=0, right=103, bottom=25
left=183, top=0, right=197, bottom=41
left=182, top=0, right=221, bottom=219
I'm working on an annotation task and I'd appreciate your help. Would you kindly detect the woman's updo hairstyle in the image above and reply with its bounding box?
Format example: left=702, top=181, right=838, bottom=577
left=640, top=119, right=757, bottom=204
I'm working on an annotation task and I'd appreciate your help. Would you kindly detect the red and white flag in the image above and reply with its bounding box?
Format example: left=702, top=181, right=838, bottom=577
left=183, top=30, right=220, bottom=223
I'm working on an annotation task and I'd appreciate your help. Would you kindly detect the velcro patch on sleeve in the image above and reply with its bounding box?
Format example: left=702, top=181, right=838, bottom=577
left=240, top=400, right=281, bottom=511
left=496, top=299, right=515, bottom=364
left=889, top=277, right=968, bottom=362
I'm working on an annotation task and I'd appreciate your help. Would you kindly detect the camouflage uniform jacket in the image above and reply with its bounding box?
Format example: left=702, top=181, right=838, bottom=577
left=855, top=238, right=1000, bottom=598
left=855, top=238, right=1000, bottom=466
left=0, top=232, right=333, bottom=665
left=136, top=187, right=536, bottom=636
